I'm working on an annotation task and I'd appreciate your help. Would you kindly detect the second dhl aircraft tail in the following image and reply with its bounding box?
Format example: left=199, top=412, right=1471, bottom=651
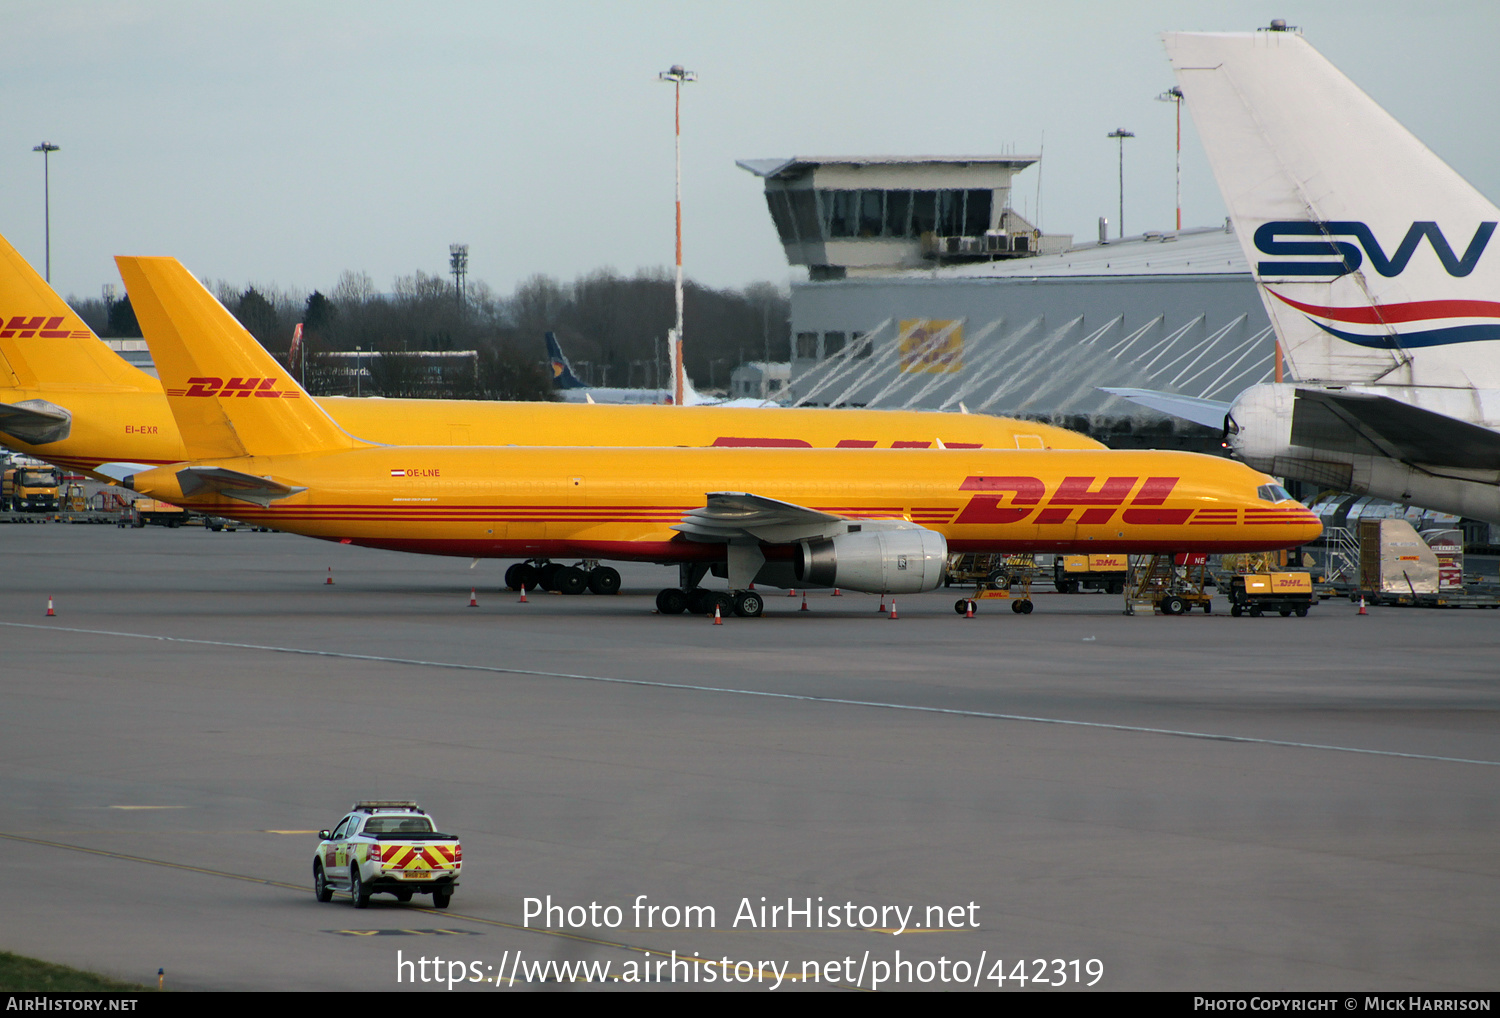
left=115, top=256, right=366, bottom=460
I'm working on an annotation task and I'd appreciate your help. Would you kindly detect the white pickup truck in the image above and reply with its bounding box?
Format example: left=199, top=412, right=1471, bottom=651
left=313, top=801, right=462, bottom=909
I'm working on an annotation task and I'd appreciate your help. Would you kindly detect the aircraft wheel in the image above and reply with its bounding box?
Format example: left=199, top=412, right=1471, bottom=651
left=686, top=588, right=716, bottom=615
left=554, top=566, right=588, bottom=595
left=534, top=562, right=562, bottom=591
left=587, top=566, right=621, bottom=595
left=733, top=590, right=764, bottom=618
left=504, top=563, right=526, bottom=590
left=655, top=588, right=687, bottom=615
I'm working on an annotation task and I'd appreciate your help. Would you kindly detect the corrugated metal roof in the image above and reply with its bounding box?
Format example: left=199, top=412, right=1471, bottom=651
left=932, top=225, right=1248, bottom=278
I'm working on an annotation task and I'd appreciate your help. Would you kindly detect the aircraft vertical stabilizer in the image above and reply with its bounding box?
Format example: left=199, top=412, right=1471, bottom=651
left=116, top=256, right=365, bottom=460
left=1166, top=31, right=1500, bottom=390
left=0, top=231, right=154, bottom=392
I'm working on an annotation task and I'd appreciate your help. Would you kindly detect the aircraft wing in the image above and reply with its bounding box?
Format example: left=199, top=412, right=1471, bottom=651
left=673, top=491, right=847, bottom=543
left=1291, top=389, right=1500, bottom=470
left=0, top=399, right=71, bottom=444
left=176, top=465, right=307, bottom=507
left=1098, top=388, right=1230, bottom=430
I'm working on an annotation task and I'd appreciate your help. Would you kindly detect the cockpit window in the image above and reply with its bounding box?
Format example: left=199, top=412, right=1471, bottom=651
left=1257, top=483, right=1292, bottom=503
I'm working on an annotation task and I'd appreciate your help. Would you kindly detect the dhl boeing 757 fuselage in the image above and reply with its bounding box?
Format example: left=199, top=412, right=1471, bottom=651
left=123, top=445, right=1320, bottom=561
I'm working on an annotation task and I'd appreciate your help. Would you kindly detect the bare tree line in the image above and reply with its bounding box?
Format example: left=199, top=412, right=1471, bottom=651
left=69, top=265, right=791, bottom=401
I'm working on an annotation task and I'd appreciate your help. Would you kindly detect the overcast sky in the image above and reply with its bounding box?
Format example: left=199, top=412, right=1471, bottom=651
left=2, top=1, right=1495, bottom=305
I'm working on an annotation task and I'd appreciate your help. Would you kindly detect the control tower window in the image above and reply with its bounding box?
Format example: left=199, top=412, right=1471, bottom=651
left=766, top=191, right=798, bottom=244
left=852, top=332, right=873, bottom=358
left=912, top=191, right=937, bottom=235
left=824, top=332, right=846, bottom=356
left=885, top=191, right=912, bottom=237
left=789, top=190, right=821, bottom=242
left=826, top=191, right=859, bottom=238
left=795, top=332, right=819, bottom=359
left=965, top=189, right=992, bottom=235
left=858, top=192, right=883, bottom=236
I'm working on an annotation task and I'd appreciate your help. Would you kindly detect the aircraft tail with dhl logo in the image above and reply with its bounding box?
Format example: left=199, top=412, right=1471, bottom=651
left=115, top=256, right=368, bottom=460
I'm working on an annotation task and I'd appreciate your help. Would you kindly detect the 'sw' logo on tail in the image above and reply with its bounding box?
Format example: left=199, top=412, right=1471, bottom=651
left=1254, top=221, right=1496, bottom=278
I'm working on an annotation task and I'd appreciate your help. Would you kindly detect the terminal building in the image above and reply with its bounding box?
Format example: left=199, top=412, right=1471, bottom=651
left=738, top=155, right=1275, bottom=446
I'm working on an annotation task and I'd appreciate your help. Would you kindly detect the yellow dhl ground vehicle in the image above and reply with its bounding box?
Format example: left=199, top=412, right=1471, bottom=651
left=314, top=801, right=461, bottom=909
left=1227, top=571, right=1314, bottom=617
left=1053, top=554, right=1129, bottom=594
left=124, top=497, right=187, bottom=528
left=2, top=461, right=60, bottom=512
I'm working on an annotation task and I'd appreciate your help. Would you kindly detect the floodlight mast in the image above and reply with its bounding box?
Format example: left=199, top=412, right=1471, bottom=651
left=659, top=64, right=696, bottom=405
left=32, top=142, right=60, bottom=282
left=1155, top=86, right=1184, bottom=230
left=1107, top=128, right=1134, bottom=239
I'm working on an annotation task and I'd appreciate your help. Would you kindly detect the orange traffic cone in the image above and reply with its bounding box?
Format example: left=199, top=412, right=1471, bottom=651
left=325, top=567, right=334, bottom=586
left=1358, top=596, right=1367, bottom=616
left=831, top=587, right=842, bottom=597
left=877, top=595, right=886, bottom=613
left=888, top=598, right=898, bottom=620
left=519, top=585, right=528, bottom=603
left=45, top=596, right=55, bottom=617
left=787, top=587, right=797, bottom=597
left=800, top=591, right=809, bottom=612
left=713, top=604, right=723, bottom=625
left=468, top=588, right=478, bottom=608
left=964, top=599, right=974, bottom=618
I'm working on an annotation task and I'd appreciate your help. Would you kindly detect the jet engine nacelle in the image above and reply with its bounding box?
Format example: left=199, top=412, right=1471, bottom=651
left=795, top=528, right=947, bottom=594
left=1226, top=383, right=1295, bottom=475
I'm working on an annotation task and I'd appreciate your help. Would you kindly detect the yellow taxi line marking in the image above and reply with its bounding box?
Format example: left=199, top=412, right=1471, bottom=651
left=0, top=831, right=845, bottom=987
left=0, top=831, right=306, bottom=891
left=13, top=620, right=1485, bottom=766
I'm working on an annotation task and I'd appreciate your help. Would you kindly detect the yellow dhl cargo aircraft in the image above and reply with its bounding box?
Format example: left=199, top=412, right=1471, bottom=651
left=115, top=255, right=1320, bottom=616
left=0, top=231, right=1103, bottom=481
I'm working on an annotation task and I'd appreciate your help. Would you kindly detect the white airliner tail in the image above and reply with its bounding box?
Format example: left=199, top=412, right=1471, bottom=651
left=1166, top=30, right=1500, bottom=390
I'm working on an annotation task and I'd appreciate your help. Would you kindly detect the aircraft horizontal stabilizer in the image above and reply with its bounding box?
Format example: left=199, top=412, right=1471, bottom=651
left=1291, top=390, right=1500, bottom=471
left=176, top=465, right=307, bottom=507
left=0, top=399, right=71, bottom=444
left=1098, top=388, right=1230, bottom=430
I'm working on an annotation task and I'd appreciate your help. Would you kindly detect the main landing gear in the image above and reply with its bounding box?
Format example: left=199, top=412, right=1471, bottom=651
left=656, top=587, right=764, bottom=618
left=505, top=559, right=620, bottom=596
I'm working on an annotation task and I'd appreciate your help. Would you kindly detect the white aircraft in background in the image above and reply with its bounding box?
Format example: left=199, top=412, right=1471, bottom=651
left=1107, top=26, right=1500, bottom=525
left=546, top=332, right=776, bottom=408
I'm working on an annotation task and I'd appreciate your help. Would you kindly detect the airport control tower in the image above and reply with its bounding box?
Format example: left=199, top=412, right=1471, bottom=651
left=735, top=155, right=1071, bottom=279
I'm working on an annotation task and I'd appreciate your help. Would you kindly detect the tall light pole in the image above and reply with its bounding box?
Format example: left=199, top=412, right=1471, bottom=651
left=1106, top=128, right=1134, bottom=240
left=33, top=142, right=60, bottom=282
left=659, top=64, right=695, bottom=405
left=1156, top=86, right=1183, bottom=230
